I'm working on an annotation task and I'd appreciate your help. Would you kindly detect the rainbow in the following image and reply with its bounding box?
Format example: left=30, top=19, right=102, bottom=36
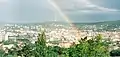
left=48, top=0, right=81, bottom=40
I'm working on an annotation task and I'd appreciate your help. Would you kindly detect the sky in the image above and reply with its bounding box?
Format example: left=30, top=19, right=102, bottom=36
left=0, top=0, right=120, bottom=23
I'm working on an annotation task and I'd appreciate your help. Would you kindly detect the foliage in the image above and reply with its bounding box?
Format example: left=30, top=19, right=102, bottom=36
left=0, top=50, right=5, bottom=57
left=0, top=32, right=111, bottom=57
left=2, top=40, right=16, bottom=45
left=110, top=49, right=120, bottom=56
left=66, top=35, right=110, bottom=57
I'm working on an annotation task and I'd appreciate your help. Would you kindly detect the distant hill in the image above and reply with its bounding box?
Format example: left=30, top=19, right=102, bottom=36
left=74, top=20, right=120, bottom=25
left=1, top=20, right=120, bottom=26
left=74, top=20, right=120, bottom=30
left=92, top=20, right=120, bottom=25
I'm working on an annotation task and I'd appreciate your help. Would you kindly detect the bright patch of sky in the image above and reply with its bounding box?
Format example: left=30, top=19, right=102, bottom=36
left=0, top=0, right=119, bottom=23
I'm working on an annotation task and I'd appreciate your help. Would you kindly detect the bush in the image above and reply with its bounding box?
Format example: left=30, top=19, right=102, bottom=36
left=1, top=32, right=110, bottom=57
left=110, top=49, right=120, bottom=56
left=66, top=35, right=110, bottom=57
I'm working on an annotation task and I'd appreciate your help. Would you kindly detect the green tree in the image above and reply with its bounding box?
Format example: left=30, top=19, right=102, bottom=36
left=66, top=34, right=110, bottom=57
left=4, top=31, right=111, bottom=57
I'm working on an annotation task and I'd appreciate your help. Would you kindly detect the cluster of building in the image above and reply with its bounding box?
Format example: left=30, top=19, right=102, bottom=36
left=0, top=23, right=79, bottom=47
left=0, top=23, right=120, bottom=48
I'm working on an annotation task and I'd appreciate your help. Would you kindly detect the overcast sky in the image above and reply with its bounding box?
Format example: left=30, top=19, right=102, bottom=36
left=0, top=0, right=120, bottom=23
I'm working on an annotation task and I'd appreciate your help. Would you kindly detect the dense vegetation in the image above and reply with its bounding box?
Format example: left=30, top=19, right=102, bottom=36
left=0, top=32, right=112, bottom=57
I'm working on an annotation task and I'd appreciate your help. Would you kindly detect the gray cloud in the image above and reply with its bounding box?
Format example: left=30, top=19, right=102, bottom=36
left=0, top=0, right=119, bottom=23
left=53, top=0, right=119, bottom=12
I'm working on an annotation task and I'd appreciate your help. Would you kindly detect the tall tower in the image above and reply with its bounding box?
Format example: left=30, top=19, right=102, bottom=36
left=5, top=32, right=9, bottom=41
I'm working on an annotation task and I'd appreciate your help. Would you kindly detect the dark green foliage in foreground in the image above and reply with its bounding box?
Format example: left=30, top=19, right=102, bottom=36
left=0, top=32, right=111, bottom=57
left=110, top=49, right=120, bottom=56
left=0, top=50, right=5, bottom=57
left=2, top=40, right=16, bottom=45
left=65, top=35, right=110, bottom=57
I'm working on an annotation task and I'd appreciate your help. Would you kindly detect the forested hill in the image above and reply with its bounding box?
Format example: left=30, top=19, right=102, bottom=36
left=74, top=20, right=120, bottom=25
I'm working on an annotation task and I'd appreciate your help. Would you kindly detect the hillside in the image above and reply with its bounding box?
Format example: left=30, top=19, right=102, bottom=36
left=74, top=20, right=120, bottom=25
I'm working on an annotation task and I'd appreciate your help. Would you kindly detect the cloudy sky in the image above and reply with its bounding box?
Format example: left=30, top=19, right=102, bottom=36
left=0, top=0, right=120, bottom=23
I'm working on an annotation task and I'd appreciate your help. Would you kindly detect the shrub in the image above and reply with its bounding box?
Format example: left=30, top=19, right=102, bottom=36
left=110, top=49, right=120, bottom=56
left=2, top=32, right=110, bottom=57
left=66, top=34, right=110, bottom=57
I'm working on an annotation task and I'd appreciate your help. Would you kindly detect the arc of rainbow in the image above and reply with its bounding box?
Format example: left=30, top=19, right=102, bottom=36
left=48, top=0, right=72, bottom=25
left=48, top=0, right=81, bottom=40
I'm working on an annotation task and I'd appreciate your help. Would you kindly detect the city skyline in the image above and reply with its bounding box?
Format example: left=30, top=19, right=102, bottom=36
left=0, top=0, right=120, bottom=23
